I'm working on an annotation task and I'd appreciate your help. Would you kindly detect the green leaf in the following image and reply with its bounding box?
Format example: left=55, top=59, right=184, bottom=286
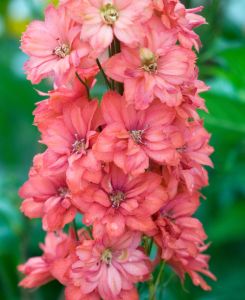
left=218, top=47, right=245, bottom=91
left=201, top=92, right=245, bottom=134
left=208, top=201, right=245, bottom=243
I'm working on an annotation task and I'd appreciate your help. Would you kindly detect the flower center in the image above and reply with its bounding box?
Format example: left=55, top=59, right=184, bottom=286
left=58, top=187, right=70, bottom=198
left=110, top=190, right=125, bottom=208
left=176, top=145, right=187, bottom=153
left=72, top=135, right=86, bottom=154
left=163, top=218, right=181, bottom=239
left=57, top=187, right=72, bottom=209
left=101, top=249, right=113, bottom=265
left=101, top=3, right=119, bottom=25
left=130, top=130, right=145, bottom=144
left=53, top=43, right=70, bottom=58
left=140, top=48, right=158, bottom=73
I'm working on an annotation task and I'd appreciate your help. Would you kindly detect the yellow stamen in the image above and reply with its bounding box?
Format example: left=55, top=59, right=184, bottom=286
left=101, top=249, right=113, bottom=265
left=53, top=43, right=70, bottom=58
left=140, top=48, right=158, bottom=73
left=101, top=3, right=119, bottom=25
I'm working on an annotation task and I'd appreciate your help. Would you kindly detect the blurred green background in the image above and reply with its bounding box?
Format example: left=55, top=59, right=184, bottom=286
left=0, top=0, right=245, bottom=299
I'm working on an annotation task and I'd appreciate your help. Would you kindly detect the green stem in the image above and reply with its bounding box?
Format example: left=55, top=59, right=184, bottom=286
left=72, top=219, right=79, bottom=240
left=96, top=58, right=112, bottom=89
left=108, top=45, right=112, bottom=58
left=75, top=72, right=91, bottom=99
left=142, top=235, right=148, bottom=251
left=149, top=262, right=165, bottom=300
left=147, top=237, right=154, bottom=256
left=107, top=38, right=124, bottom=94
left=145, top=238, right=156, bottom=300
left=149, top=277, right=156, bottom=300
left=154, top=261, right=165, bottom=294
left=113, top=38, right=124, bottom=95
left=87, top=226, right=93, bottom=238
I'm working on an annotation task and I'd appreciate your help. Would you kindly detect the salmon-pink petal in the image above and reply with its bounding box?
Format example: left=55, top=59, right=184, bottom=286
left=107, top=266, right=122, bottom=296
left=20, top=198, right=43, bottom=218
left=101, top=91, right=124, bottom=124
left=105, top=213, right=125, bottom=237
left=83, top=203, right=107, bottom=226
left=126, top=216, right=156, bottom=234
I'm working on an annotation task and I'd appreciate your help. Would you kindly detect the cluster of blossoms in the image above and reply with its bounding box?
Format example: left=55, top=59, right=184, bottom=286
left=19, top=0, right=216, bottom=299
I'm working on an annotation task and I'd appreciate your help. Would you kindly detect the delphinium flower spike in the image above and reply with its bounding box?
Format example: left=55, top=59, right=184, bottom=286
left=19, top=0, right=216, bottom=299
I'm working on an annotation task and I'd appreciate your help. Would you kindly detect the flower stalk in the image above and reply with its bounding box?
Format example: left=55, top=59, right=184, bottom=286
left=75, top=72, right=91, bottom=99
left=96, top=58, right=112, bottom=89
left=18, top=1, right=216, bottom=299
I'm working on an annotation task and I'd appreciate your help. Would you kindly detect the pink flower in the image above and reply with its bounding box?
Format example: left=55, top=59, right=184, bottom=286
left=69, top=0, right=152, bottom=49
left=162, top=162, right=209, bottom=195
left=176, top=120, right=213, bottom=168
left=175, top=78, right=209, bottom=114
left=65, top=285, right=100, bottom=300
left=72, top=165, right=167, bottom=237
left=154, top=191, right=216, bottom=290
left=33, top=75, right=92, bottom=133
left=19, top=169, right=76, bottom=231
left=153, top=0, right=206, bottom=50
left=105, top=30, right=196, bottom=109
left=69, top=231, right=150, bottom=299
left=144, top=119, right=213, bottom=192
left=66, top=286, right=138, bottom=300
left=34, top=149, right=69, bottom=177
left=157, top=120, right=213, bottom=168
left=21, top=5, right=92, bottom=86
left=169, top=252, right=216, bottom=291
left=41, top=100, right=103, bottom=192
left=162, top=120, right=213, bottom=191
left=154, top=191, right=204, bottom=260
left=93, top=91, right=175, bottom=174
left=18, top=257, right=52, bottom=289
left=18, top=232, right=75, bottom=288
